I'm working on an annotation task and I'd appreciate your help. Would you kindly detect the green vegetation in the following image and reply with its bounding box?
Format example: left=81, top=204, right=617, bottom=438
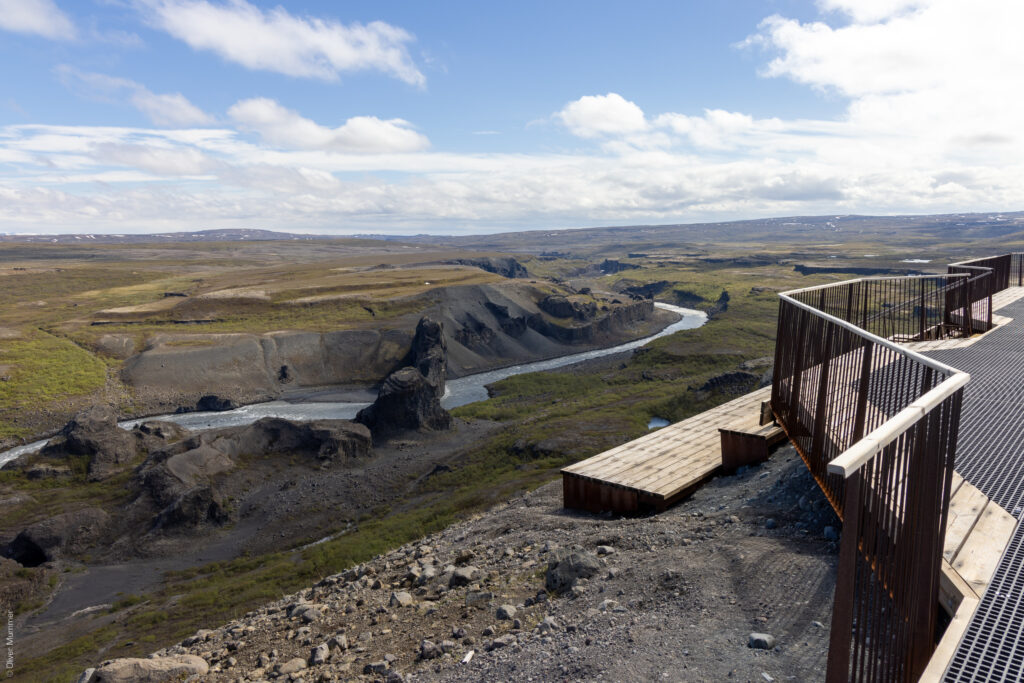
left=0, top=331, right=108, bottom=440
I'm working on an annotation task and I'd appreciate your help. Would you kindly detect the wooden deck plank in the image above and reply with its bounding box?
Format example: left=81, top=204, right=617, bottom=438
left=951, top=500, right=1018, bottom=596
left=562, top=387, right=774, bottom=510
left=943, top=482, right=989, bottom=562
left=570, top=422, right=726, bottom=484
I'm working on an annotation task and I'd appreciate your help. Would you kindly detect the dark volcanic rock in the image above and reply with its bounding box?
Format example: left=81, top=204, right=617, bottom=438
left=135, top=418, right=371, bottom=530
left=41, top=405, right=138, bottom=480
left=600, top=259, right=640, bottom=274
left=545, top=549, right=601, bottom=593
left=619, top=280, right=670, bottom=299
left=484, top=301, right=528, bottom=337
left=132, top=421, right=191, bottom=452
left=527, top=299, right=654, bottom=344
left=451, top=257, right=529, bottom=279
left=357, top=368, right=452, bottom=435
left=4, top=508, right=109, bottom=566
left=226, top=418, right=372, bottom=463
left=358, top=316, right=452, bottom=436
left=454, top=314, right=496, bottom=350
left=538, top=295, right=598, bottom=320
left=410, top=316, right=447, bottom=392
left=195, top=395, right=239, bottom=412
left=696, top=371, right=758, bottom=396
left=538, top=295, right=575, bottom=318
left=153, top=485, right=231, bottom=530
left=707, top=290, right=730, bottom=318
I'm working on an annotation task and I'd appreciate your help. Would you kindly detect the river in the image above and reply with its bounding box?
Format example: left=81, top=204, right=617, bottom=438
left=0, top=303, right=705, bottom=468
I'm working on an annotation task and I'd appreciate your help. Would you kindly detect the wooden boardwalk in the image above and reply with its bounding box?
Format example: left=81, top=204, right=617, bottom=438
left=561, top=386, right=773, bottom=514
left=923, top=473, right=1016, bottom=681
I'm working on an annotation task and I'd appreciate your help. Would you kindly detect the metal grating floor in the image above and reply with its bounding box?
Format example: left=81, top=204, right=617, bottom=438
left=922, top=298, right=1024, bottom=682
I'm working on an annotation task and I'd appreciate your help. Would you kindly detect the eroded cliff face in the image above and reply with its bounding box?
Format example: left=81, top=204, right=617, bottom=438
left=120, top=282, right=661, bottom=411
left=122, top=328, right=412, bottom=411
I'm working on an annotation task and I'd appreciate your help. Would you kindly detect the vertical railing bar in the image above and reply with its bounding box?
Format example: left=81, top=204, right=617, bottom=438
left=828, top=470, right=863, bottom=683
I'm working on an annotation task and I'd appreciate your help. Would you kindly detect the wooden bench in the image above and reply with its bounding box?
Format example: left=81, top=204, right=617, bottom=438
left=719, top=401, right=787, bottom=471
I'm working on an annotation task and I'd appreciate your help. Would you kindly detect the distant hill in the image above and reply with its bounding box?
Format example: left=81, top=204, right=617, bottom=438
left=0, top=228, right=327, bottom=244
left=3, top=210, right=1024, bottom=249
left=388, top=211, right=1024, bottom=253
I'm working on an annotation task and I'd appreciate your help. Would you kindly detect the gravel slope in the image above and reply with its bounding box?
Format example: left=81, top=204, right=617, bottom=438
left=113, top=444, right=839, bottom=683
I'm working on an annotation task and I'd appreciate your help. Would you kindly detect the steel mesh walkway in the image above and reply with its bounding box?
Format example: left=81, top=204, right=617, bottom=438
left=922, top=297, right=1024, bottom=681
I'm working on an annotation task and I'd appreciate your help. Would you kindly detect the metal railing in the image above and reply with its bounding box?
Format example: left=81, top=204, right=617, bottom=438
left=770, top=253, right=1024, bottom=681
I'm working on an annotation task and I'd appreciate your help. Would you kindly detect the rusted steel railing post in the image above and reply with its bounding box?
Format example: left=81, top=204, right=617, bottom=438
left=852, top=343, right=873, bottom=442
left=919, top=277, right=926, bottom=340
left=826, top=471, right=862, bottom=683
left=809, top=324, right=835, bottom=465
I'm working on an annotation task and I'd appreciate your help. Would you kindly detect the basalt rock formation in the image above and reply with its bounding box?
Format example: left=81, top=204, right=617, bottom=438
left=117, top=282, right=660, bottom=411
left=599, top=258, right=641, bottom=274
left=3, top=508, right=110, bottom=567
left=134, top=417, right=372, bottom=531
left=449, top=256, right=529, bottom=279
left=357, top=317, right=452, bottom=437
left=538, top=295, right=598, bottom=320
left=40, top=405, right=138, bottom=481
left=32, top=407, right=191, bottom=481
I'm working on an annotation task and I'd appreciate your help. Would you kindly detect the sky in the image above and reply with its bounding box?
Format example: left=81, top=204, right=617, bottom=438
left=0, top=0, right=1020, bottom=235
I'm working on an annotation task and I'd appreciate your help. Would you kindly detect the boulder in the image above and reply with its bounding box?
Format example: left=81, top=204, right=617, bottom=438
left=310, top=642, right=330, bottom=665
left=545, top=550, right=601, bottom=593
left=195, top=395, right=238, bottom=412
left=224, top=418, right=372, bottom=463
left=277, top=658, right=307, bottom=675
left=357, top=316, right=452, bottom=436
left=419, top=639, right=443, bottom=660
left=41, top=405, right=137, bottom=480
left=4, top=508, right=109, bottom=566
left=131, top=421, right=190, bottom=452
left=88, top=654, right=208, bottom=682
left=390, top=590, right=414, bottom=608
left=356, top=368, right=452, bottom=435
left=449, top=565, right=478, bottom=587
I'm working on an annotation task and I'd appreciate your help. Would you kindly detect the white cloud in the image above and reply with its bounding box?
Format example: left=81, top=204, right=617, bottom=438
left=56, top=66, right=214, bottom=127
left=817, top=0, right=926, bottom=24
left=0, top=0, right=76, bottom=40
left=227, top=98, right=429, bottom=153
left=130, top=90, right=214, bottom=127
left=3, top=2, right=1024, bottom=234
left=138, top=0, right=425, bottom=86
left=557, top=93, right=648, bottom=138
left=92, top=142, right=213, bottom=176
left=751, top=0, right=1024, bottom=167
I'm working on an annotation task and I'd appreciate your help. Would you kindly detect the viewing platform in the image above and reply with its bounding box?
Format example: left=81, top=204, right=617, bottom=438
left=561, top=385, right=778, bottom=514
left=563, top=254, right=1024, bottom=682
